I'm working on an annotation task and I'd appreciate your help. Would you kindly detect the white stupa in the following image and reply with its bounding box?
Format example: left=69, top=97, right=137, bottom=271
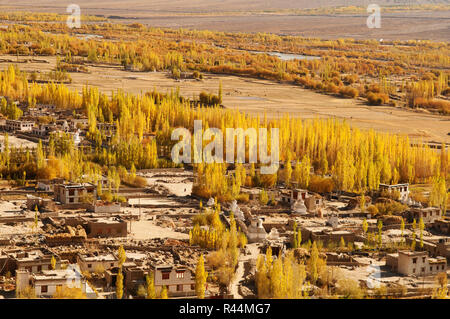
left=291, top=199, right=307, bottom=214
left=246, top=217, right=267, bottom=243
left=207, top=197, right=215, bottom=207
left=266, top=228, right=280, bottom=241
left=73, top=130, right=81, bottom=145
left=230, top=200, right=245, bottom=221
left=230, top=200, right=238, bottom=213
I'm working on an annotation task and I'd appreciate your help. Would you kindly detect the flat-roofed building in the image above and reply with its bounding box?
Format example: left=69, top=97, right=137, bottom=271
left=54, top=183, right=97, bottom=204
left=150, top=264, right=196, bottom=297
left=86, top=217, right=127, bottom=238
left=16, top=264, right=96, bottom=298
left=407, top=207, right=441, bottom=224
left=5, top=119, right=34, bottom=132
left=379, top=183, right=409, bottom=202
left=389, top=250, right=447, bottom=276
left=434, top=219, right=450, bottom=235
left=6, top=248, right=62, bottom=274
left=77, top=253, right=119, bottom=272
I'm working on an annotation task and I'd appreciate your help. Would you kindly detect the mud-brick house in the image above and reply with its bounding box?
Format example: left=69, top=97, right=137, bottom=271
left=379, top=183, right=409, bottom=202
left=54, top=183, right=97, bottom=205
left=77, top=252, right=119, bottom=272
left=0, top=248, right=63, bottom=275
left=386, top=250, right=447, bottom=276
left=150, top=264, right=196, bottom=297
left=86, top=217, right=127, bottom=238
left=16, top=265, right=96, bottom=298
left=406, top=207, right=441, bottom=225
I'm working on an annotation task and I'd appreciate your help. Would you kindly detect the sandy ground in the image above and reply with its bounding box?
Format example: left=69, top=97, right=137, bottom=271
left=2, top=1, right=449, bottom=40
left=0, top=200, right=23, bottom=213
left=0, top=223, right=35, bottom=236
left=1, top=55, right=449, bottom=144
left=0, top=200, right=37, bottom=237
left=0, top=134, right=37, bottom=150
left=127, top=218, right=189, bottom=241
left=139, top=171, right=193, bottom=197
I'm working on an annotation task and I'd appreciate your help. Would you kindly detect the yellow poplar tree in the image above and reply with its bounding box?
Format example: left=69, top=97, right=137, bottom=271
left=195, top=255, right=208, bottom=299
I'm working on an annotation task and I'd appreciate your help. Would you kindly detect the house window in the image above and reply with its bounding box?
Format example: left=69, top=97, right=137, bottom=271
left=162, top=272, right=170, bottom=280
left=176, top=271, right=184, bottom=279
left=442, top=265, right=445, bottom=270
left=422, top=257, right=426, bottom=263
left=88, top=264, right=92, bottom=268
left=177, top=285, right=183, bottom=292
left=111, top=263, right=114, bottom=267
left=191, top=284, right=194, bottom=290
left=37, top=265, right=42, bottom=272
left=41, top=285, right=48, bottom=293
left=430, top=267, right=433, bottom=271
left=412, top=258, right=417, bottom=264
left=413, top=268, right=416, bottom=273
left=421, top=267, right=425, bottom=273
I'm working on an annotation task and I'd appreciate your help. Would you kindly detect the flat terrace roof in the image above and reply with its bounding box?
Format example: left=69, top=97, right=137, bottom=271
left=79, top=253, right=117, bottom=262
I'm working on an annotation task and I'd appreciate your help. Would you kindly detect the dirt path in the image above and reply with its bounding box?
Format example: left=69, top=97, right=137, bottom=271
left=230, top=243, right=260, bottom=299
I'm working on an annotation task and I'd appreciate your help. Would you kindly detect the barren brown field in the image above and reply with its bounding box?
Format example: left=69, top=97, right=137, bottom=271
left=1, top=0, right=450, bottom=41
left=3, top=55, right=449, bottom=144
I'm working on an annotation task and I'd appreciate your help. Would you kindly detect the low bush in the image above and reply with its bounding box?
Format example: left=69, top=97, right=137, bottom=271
left=339, top=86, right=359, bottom=98
left=367, top=92, right=390, bottom=105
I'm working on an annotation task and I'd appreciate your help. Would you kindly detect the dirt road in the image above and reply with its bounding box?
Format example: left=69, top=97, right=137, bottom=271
left=230, top=243, right=260, bottom=299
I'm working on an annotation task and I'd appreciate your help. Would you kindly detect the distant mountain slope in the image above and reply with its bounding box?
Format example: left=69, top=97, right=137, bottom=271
left=1, top=0, right=448, bottom=15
